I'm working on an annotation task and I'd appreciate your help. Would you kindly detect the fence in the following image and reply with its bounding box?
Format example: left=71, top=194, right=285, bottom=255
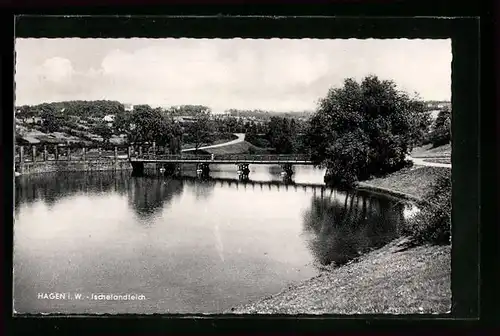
left=131, top=153, right=312, bottom=162
left=14, top=144, right=133, bottom=163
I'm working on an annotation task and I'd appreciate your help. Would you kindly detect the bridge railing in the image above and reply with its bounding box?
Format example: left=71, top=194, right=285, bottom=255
left=131, top=154, right=311, bottom=162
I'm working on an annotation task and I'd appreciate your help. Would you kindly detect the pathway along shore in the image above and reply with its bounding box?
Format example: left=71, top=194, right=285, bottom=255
left=228, top=163, right=451, bottom=314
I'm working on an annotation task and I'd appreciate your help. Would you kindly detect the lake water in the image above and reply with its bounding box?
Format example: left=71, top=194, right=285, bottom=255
left=13, top=164, right=407, bottom=314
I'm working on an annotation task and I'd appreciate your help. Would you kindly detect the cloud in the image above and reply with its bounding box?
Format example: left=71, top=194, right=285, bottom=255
left=14, top=38, right=452, bottom=111
left=39, top=57, right=74, bottom=82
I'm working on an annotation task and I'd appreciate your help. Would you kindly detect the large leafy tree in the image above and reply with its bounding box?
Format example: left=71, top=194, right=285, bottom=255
left=306, top=75, right=428, bottom=188
left=183, top=107, right=215, bottom=153
left=39, top=103, right=67, bottom=133
left=128, top=105, right=173, bottom=147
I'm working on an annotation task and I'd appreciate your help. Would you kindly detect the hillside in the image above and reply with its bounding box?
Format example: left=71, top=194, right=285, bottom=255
left=197, top=141, right=271, bottom=155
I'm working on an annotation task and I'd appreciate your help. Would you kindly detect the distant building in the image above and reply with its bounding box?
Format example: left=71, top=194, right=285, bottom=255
left=103, top=114, right=115, bottom=122
left=173, top=116, right=197, bottom=124
left=425, top=101, right=451, bottom=110
left=427, top=110, right=442, bottom=121
left=25, top=117, right=42, bottom=124
left=124, top=104, right=134, bottom=112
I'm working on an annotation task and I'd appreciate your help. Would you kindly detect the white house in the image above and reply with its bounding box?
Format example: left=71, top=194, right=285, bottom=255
left=103, top=114, right=115, bottom=122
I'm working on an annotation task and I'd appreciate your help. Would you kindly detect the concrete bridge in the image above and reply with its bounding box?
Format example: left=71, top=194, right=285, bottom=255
left=129, top=154, right=313, bottom=178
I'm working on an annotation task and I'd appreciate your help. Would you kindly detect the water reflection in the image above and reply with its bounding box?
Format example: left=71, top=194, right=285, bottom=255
left=14, top=171, right=130, bottom=215
left=128, top=177, right=184, bottom=221
left=302, top=190, right=405, bottom=267
left=183, top=178, right=216, bottom=201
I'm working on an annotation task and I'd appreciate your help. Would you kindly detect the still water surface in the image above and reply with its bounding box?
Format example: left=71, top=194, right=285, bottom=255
left=14, top=165, right=407, bottom=314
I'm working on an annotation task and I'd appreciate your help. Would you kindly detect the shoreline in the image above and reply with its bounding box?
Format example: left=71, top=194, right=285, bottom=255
left=15, top=158, right=133, bottom=176
left=228, top=237, right=451, bottom=314
left=229, top=164, right=452, bottom=314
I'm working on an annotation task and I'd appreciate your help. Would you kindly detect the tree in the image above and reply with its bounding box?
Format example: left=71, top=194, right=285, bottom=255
left=430, top=108, right=451, bottom=147
left=265, top=117, right=297, bottom=154
left=168, top=122, right=183, bottom=154
left=245, top=123, right=259, bottom=144
left=92, top=121, right=113, bottom=143
left=39, top=103, right=66, bottom=133
left=306, top=76, right=425, bottom=189
left=114, top=110, right=133, bottom=135
left=128, top=105, right=173, bottom=147
left=16, top=105, right=34, bottom=124
left=183, top=108, right=215, bottom=153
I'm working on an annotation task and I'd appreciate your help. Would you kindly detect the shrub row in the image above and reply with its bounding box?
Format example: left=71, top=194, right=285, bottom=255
left=402, top=169, right=451, bottom=245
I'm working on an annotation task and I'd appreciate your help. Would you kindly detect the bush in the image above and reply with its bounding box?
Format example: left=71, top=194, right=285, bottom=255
left=430, top=127, right=451, bottom=148
left=430, top=109, right=451, bottom=148
left=402, top=170, right=451, bottom=245
left=246, top=135, right=271, bottom=148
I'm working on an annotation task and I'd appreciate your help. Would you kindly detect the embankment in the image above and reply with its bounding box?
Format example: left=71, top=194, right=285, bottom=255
left=17, top=159, right=132, bottom=176
left=229, top=237, right=451, bottom=314
left=357, top=166, right=450, bottom=202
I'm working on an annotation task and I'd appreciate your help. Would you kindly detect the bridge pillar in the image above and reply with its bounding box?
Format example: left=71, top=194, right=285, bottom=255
left=282, top=175, right=294, bottom=184
left=31, top=145, right=37, bottom=162
left=43, top=145, right=47, bottom=161
left=82, top=147, right=87, bottom=161
left=162, top=163, right=180, bottom=177
left=281, top=164, right=294, bottom=178
left=67, top=146, right=71, bottom=161
left=18, top=146, right=24, bottom=174
left=131, top=162, right=144, bottom=176
left=54, top=145, right=59, bottom=161
left=324, top=167, right=335, bottom=187
left=196, top=163, right=210, bottom=178
left=237, top=163, right=250, bottom=178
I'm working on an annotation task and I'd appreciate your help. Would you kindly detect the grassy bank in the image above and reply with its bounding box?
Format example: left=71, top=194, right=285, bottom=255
left=411, top=143, right=451, bottom=158
left=423, top=158, right=451, bottom=164
left=357, top=166, right=449, bottom=200
left=229, top=237, right=450, bottom=314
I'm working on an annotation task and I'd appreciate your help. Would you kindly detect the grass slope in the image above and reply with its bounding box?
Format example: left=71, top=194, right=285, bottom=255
left=229, top=238, right=451, bottom=314
left=198, top=141, right=271, bottom=155
left=411, top=144, right=451, bottom=158
left=357, top=166, right=449, bottom=200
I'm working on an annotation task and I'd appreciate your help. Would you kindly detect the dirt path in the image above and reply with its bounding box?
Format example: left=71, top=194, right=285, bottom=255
left=406, top=155, right=451, bottom=169
left=182, top=133, right=245, bottom=152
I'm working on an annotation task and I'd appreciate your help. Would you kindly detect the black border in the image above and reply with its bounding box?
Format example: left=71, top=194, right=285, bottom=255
left=2, top=7, right=490, bottom=334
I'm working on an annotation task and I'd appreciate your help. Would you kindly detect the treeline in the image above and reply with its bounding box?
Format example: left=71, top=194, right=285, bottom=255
left=16, top=100, right=125, bottom=120
left=245, top=117, right=309, bottom=153
left=167, top=105, right=211, bottom=116
left=224, top=108, right=312, bottom=120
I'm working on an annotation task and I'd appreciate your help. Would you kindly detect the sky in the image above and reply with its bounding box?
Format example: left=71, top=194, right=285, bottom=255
left=15, top=38, right=451, bottom=113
